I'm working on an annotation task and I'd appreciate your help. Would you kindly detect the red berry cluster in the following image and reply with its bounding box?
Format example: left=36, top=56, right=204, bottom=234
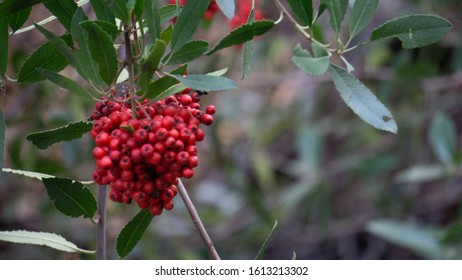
left=230, top=0, right=264, bottom=30
left=90, top=90, right=216, bottom=215
left=168, top=0, right=219, bottom=21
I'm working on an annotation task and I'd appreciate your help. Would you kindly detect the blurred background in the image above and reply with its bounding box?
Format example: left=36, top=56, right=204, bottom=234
left=1, top=0, right=462, bottom=260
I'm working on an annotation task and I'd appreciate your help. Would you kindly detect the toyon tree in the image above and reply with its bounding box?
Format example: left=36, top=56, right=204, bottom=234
left=0, top=0, right=453, bottom=259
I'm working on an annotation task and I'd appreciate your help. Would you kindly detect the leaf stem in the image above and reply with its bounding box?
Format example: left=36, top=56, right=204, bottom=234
left=95, top=185, right=107, bottom=260
left=177, top=179, right=220, bottom=260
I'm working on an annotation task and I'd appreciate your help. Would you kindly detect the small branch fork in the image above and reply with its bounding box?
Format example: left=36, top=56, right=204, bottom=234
left=177, top=179, right=221, bottom=260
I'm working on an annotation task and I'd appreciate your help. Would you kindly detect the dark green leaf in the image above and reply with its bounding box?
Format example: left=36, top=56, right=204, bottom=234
left=207, top=20, right=275, bottom=55
left=329, top=64, right=397, bottom=133
left=83, top=22, right=118, bottom=85
left=140, top=39, right=166, bottom=90
left=170, top=74, right=238, bottom=92
left=160, top=4, right=179, bottom=24
left=7, top=7, right=32, bottom=33
left=36, top=68, right=95, bottom=99
left=90, top=0, right=116, bottom=24
left=42, top=177, right=97, bottom=219
left=167, top=40, right=208, bottom=65
left=287, top=0, right=313, bottom=26
left=17, top=41, right=69, bottom=83
left=145, top=0, right=161, bottom=41
left=0, top=0, right=41, bottom=18
left=116, top=209, right=154, bottom=258
left=170, top=0, right=210, bottom=54
left=80, top=19, right=120, bottom=38
left=0, top=230, right=95, bottom=254
left=160, top=24, right=173, bottom=44
left=110, top=0, right=131, bottom=23
left=349, top=0, right=378, bottom=38
left=133, top=0, right=144, bottom=19
left=0, top=17, right=7, bottom=76
left=291, top=44, right=329, bottom=76
left=26, top=121, right=92, bottom=149
left=255, top=220, right=278, bottom=260
left=216, top=0, right=235, bottom=19
left=34, top=24, right=77, bottom=66
left=71, top=9, right=104, bottom=88
left=428, top=112, right=456, bottom=165
left=42, top=0, right=77, bottom=31
left=321, top=0, right=348, bottom=33
left=0, top=108, right=4, bottom=176
left=145, top=64, right=188, bottom=100
left=370, top=14, right=453, bottom=49
left=151, top=83, right=188, bottom=102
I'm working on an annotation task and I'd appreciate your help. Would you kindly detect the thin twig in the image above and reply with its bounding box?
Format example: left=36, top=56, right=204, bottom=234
left=96, top=185, right=107, bottom=260
left=177, top=179, right=221, bottom=260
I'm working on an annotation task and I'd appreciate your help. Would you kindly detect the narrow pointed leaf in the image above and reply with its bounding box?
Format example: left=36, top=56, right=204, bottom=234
left=321, top=0, right=348, bottom=33
left=169, top=74, right=238, bottom=92
left=42, top=0, right=77, bottom=31
left=0, top=0, right=41, bottom=18
left=145, top=0, right=161, bottom=40
left=34, top=24, right=78, bottom=66
left=0, top=109, right=4, bottom=176
left=145, top=64, right=188, bottom=100
left=143, top=40, right=166, bottom=72
left=160, top=24, right=173, bottom=44
left=17, top=40, right=69, bottom=83
left=329, top=64, right=397, bottom=133
left=170, top=0, right=210, bottom=54
left=287, top=0, right=313, bottom=26
left=2, top=168, right=94, bottom=185
left=0, top=17, right=7, bottom=76
left=291, top=44, right=329, bottom=76
left=255, top=220, right=278, bottom=260
left=216, top=0, right=235, bottom=19
left=428, top=112, right=456, bottom=165
left=36, top=68, right=96, bottom=99
left=0, top=230, right=95, bottom=254
left=43, top=177, right=97, bottom=219
left=207, top=20, right=275, bottom=55
left=116, top=209, right=154, bottom=258
left=152, top=83, right=188, bottom=102
left=26, top=121, right=92, bottom=149
left=90, top=0, right=116, bottom=24
left=167, top=40, right=208, bottom=65
left=110, top=0, right=131, bottom=23
left=371, top=15, right=453, bottom=49
left=160, top=4, right=179, bottom=24
left=7, top=7, right=32, bottom=33
left=349, top=0, right=378, bottom=38
left=83, top=22, right=118, bottom=85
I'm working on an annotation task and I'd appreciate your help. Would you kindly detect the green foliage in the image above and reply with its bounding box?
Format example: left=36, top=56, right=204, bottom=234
left=291, top=44, right=329, bottom=76
left=169, top=74, right=238, bottom=92
left=321, top=0, right=348, bottom=33
left=7, top=6, right=31, bottom=33
left=116, top=209, right=154, bottom=258
left=26, top=121, right=92, bottom=150
left=0, top=0, right=41, bottom=18
left=287, top=0, right=313, bottom=27
left=42, top=177, right=97, bottom=219
left=145, top=0, right=161, bottom=41
left=428, top=112, right=457, bottom=165
left=167, top=40, right=209, bottom=66
left=349, top=0, right=378, bottom=38
left=371, top=15, right=453, bottom=49
left=42, top=0, right=77, bottom=31
left=0, top=230, right=95, bottom=254
left=90, top=0, right=116, bottom=24
left=0, top=17, right=7, bottom=76
left=255, top=220, right=278, bottom=260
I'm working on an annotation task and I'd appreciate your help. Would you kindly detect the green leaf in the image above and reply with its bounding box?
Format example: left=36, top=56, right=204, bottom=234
left=216, top=0, right=235, bottom=19
left=34, top=24, right=78, bottom=66
left=0, top=0, right=41, bottom=18
left=167, top=40, right=208, bottom=65
left=0, top=17, right=7, bottom=76
left=370, top=14, right=453, bottom=49
left=160, top=24, right=173, bottom=45
left=329, top=64, right=397, bottom=133
left=2, top=167, right=94, bottom=184
left=367, top=219, right=445, bottom=259
left=152, top=83, right=188, bottom=102
left=26, top=121, right=92, bottom=149
left=42, top=177, right=97, bottom=219
left=17, top=40, right=69, bottom=83
left=0, top=109, right=4, bottom=176
left=160, top=4, right=179, bottom=24
left=291, top=44, right=329, bottom=76
left=170, top=0, right=210, bottom=54
left=349, top=0, right=378, bottom=38
left=42, top=0, right=77, bottom=31
left=36, top=68, right=96, bottom=99
left=90, top=0, right=116, bottom=24
left=321, top=0, right=348, bottom=33
left=81, top=20, right=120, bottom=37
left=71, top=8, right=104, bottom=88
left=110, top=0, right=131, bottom=23
left=169, top=74, right=238, bottom=92
left=140, top=39, right=166, bottom=90
left=287, top=0, right=313, bottom=27
left=255, top=220, right=278, bottom=260
left=428, top=112, right=456, bottom=165
left=116, top=209, right=154, bottom=258
left=0, top=230, right=95, bottom=254
left=83, top=22, right=118, bottom=85
left=7, top=6, right=32, bottom=33
left=145, top=0, right=161, bottom=41
left=207, top=20, right=275, bottom=55
left=145, top=64, right=188, bottom=100
left=133, top=0, right=144, bottom=19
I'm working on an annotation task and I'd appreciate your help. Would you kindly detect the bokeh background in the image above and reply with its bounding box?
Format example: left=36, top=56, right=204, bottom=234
left=1, top=0, right=462, bottom=260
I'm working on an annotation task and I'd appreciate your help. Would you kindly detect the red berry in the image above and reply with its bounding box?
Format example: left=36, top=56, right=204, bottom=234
left=205, top=105, right=216, bottom=115
left=92, top=147, right=106, bottom=159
